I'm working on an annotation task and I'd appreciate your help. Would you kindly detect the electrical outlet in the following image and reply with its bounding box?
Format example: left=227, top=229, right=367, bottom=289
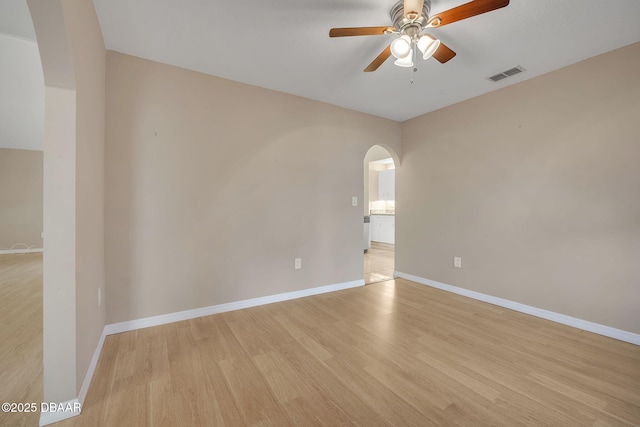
left=294, top=258, right=302, bottom=270
left=98, top=287, right=102, bottom=306
left=454, top=257, right=462, bottom=268
left=352, top=196, right=358, bottom=206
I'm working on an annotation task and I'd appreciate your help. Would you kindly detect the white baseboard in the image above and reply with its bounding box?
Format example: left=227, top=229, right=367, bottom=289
left=39, top=399, right=82, bottom=426
left=105, top=279, right=364, bottom=335
left=394, top=271, right=640, bottom=346
left=0, top=248, right=43, bottom=255
left=39, top=329, right=104, bottom=426
left=78, top=328, right=107, bottom=404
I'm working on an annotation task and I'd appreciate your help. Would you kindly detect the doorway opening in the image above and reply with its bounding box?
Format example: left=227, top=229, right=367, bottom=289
left=363, top=146, right=395, bottom=284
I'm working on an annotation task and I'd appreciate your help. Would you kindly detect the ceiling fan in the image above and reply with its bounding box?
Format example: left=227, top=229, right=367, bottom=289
left=329, top=0, right=509, bottom=72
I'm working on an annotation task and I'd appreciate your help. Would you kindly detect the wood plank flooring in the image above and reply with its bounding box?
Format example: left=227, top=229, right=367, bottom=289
left=0, top=253, right=43, bottom=427
left=57, top=278, right=640, bottom=426
left=364, top=242, right=394, bottom=284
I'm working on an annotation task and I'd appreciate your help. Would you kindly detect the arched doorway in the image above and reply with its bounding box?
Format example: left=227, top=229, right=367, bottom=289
left=27, top=0, right=106, bottom=424
left=363, top=145, right=396, bottom=284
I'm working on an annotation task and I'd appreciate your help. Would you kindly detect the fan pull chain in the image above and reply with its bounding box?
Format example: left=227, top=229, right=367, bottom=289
left=410, top=44, right=418, bottom=84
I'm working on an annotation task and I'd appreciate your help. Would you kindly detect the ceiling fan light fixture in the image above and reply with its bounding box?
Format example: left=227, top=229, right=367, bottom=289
left=417, top=34, right=440, bottom=60
left=394, top=49, right=414, bottom=67
left=390, top=35, right=412, bottom=59
left=330, top=0, right=512, bottom=73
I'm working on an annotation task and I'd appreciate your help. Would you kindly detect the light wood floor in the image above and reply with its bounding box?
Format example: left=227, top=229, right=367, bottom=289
left=56, top=278, right=639, bottom=426
left=364, top=242, right=394, bottom=284
left=0, top=253, right=43, bottom=427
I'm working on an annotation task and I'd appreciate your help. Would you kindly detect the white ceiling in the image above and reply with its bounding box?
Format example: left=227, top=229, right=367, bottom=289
left=1, top=0, right=640, bottom=152
left=93, top=0, right=640, bottom=121
left=0, top=0, right=36, bottom=41
left=0, top=1, right=43, bottom=151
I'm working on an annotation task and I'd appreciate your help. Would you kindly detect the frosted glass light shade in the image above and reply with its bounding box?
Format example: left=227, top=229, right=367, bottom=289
left=417, top=35, right=440, bottom=60
left=390, top=35, right=412, bottom=59
left=394, top=49, right=414, bottom=67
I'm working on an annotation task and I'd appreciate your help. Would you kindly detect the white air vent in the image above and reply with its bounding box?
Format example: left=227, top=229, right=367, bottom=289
left=488, top=66, right=525, bottom=82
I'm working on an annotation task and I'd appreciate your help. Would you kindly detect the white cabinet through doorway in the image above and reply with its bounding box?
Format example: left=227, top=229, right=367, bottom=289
left=370, top=215, right=395, bottom=244
left=377, top=169, right=395, bottom=201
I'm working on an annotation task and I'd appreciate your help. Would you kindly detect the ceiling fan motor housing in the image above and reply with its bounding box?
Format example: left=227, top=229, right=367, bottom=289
left=390, top=0, right=432, bottom=33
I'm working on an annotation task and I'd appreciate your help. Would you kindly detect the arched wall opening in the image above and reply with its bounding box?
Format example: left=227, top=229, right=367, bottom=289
left=28, top=0, right=78, bottom=410
left=28, top=0, right=106, bottom=424
left=363, top=144, right=397, bottom=285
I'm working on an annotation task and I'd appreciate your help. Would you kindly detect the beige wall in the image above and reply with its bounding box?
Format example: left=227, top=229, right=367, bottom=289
left=398, top=42, right=640, bottom=334
left=42, top=85, right=77, bottom=402
left=0, top=148, right=43, bottom=249
left=105, top=52, right=401, bottom=323
left=30, top=0, right=79, bottom=402
left=64, top=0, right=106, bottom=396
left=28, top=0, right=105, bottom=405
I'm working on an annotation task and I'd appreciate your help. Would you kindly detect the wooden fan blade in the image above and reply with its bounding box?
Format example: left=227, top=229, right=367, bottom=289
left=432, top=42, right=457, bottom=63
left=428, top=0, right=509, bottom=28
left=364, top=46, right=392, bottom=72
left=329, top=27, right=394, bottom=37
left=404, top=0, right=424, bottom=19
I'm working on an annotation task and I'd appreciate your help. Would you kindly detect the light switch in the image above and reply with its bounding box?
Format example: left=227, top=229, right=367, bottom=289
left=295, top=258, right=302, bottom=270
left=454, top=257, right=462, bottom=268
left=352, top=196, right=358, bottom=206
